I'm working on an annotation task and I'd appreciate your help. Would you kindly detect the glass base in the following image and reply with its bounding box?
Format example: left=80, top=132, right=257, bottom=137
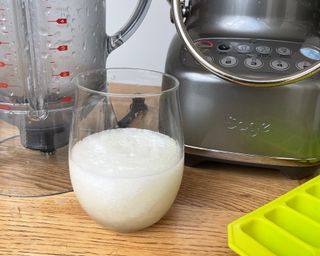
left=0, top=121, right=72, bottom=197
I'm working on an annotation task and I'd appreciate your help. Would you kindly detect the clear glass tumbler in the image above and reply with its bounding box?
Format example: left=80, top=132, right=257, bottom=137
left=69, top=68, right=184, bottom=232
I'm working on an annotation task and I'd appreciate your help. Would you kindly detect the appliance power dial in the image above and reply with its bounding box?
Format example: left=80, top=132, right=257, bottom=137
left=217, top=44, right=232, bottom=52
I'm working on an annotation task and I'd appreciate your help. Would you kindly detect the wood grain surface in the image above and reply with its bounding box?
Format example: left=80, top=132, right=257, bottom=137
left=0, top=161, right=312, bottom=256
left=0, top=104, right=315, bottom=255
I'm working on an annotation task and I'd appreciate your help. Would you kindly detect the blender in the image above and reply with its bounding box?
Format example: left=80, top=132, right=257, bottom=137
left=0, top=0, right=151, bottom=196
left=166, top=0, right=320, bottom=178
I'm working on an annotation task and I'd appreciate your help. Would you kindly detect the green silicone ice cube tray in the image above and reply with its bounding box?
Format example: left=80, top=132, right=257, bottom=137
left=228, top=175, right=320, bottom=256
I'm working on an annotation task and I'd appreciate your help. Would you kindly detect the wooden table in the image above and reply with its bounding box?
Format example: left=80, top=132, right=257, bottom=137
left=0, top=157, right=312, bottom=256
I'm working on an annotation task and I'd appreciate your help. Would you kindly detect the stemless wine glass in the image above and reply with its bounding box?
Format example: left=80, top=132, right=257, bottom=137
left=69, top=68, right=184, bottom=232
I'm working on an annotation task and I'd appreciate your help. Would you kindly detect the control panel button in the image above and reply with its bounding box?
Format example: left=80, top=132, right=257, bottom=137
left=276, top=47, right=291, bottom=56
left=300, top=47, right=320, bottom=61
left=244, top=57, right=263, bottom=69
left=195, top=40, right=214, bottom=48
left=296, top=61, right=311, bottom=70
left=270, top=60, right=290, bottom=71
left=217, top=43, right=231, bottom=52
left=220, top=56, right=238, bottom=67
left=236, top=44, right=251, bottom=53
left=256, top=45, right=272, bottom=55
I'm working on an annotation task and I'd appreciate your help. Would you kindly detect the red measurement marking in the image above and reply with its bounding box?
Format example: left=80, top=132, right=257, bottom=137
left=0, top=41, right=9, bottom=45
left=2, top=31, right=8, bottom=34
left=50, top=61, right=55, bottom=64
left=61, top=96, right=72, bottom=103
left=5, top=53, right=11, bottom=55
left=53, top=71, right=70, bottom=77
left=48, top=18, right=67, bottom=24
left=57, top=18, right=67, bottom=24
left=0, top=61, right=12, bottom=67
left=59, top=71, right=70, bottom=77
left=0, top=104, right=11, bottom=110
left=57, top=45, right=68, bottom=51
left=48, top=34, right=54, bottom=37
left=0, top=82, right=8, bottom=88
left=50, top=45, right=68, bottom=51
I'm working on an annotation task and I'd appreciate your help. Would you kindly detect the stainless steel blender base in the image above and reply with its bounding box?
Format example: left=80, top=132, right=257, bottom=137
left=185, top=145, right=320, bottom=180
left=166, top=36, right=320, bottom=180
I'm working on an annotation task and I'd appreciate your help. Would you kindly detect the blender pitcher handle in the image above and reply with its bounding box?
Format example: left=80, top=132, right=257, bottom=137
left=106, top=0, right=152, bottom=54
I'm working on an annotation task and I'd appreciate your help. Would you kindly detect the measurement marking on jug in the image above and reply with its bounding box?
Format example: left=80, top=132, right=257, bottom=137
left=0, top=104, right=11, bottom=110
left=49, top=45, right=68, bottom=51
left=0, top=41, right=9, bottom=45
left=0, top=61, right=12, bottom=67
left=52, top=71, right=70, bottom=78
left=0, top=82, right=8, bottom=88
left=48, top=18, right=67, bottom=25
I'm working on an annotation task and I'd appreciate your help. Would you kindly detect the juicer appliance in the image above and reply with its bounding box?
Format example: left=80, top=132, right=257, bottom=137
left=166, top=0, right=320, bottom=178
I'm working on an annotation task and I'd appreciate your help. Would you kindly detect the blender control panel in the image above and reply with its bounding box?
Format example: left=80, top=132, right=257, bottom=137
left=182, top=38, right=319, bottom=75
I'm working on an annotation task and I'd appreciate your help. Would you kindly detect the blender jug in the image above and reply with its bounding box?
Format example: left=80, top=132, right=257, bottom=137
left=0, top=0, right=151, bottom=196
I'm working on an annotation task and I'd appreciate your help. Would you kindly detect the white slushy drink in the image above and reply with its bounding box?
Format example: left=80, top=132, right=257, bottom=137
left=69, top=128, right=184, bottom=232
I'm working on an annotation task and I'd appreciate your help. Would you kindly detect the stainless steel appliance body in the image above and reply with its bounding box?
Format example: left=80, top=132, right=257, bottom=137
left=166, top=0, right=320, bottom=178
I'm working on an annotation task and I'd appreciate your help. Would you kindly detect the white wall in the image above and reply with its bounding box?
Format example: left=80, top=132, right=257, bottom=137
left=106, top=0, right=175, bottom=72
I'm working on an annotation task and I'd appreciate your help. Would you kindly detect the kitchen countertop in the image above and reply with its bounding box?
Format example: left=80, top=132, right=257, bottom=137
left=0, top=151, right=313, bottom=256
left=0, top=118, right=315, bottom=256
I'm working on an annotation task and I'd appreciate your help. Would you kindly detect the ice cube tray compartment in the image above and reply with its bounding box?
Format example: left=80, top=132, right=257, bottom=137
left=241, top=219, right=315, bottom=256
left=286, top=194, right=320, bottom=223
left=306, top=184, right=320, bottom=199
left=229, top=175, right=320, bottom=256
left=264, top=206, right=320, bottom=248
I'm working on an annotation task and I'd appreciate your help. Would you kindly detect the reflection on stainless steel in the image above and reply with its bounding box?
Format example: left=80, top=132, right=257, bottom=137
left=185, top=0, right=319, bottom=41
left=185, top=145, right=320, bottom=168
left=171, top=0, right=320, bottom=86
